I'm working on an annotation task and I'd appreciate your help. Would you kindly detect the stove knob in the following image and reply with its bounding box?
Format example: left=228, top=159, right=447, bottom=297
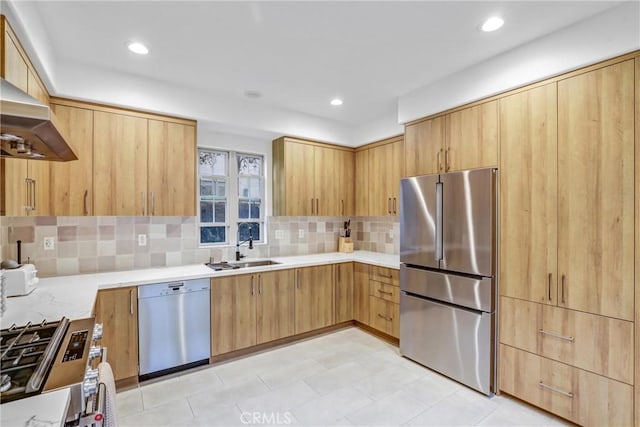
left=83, top=379, right=98, bottom=396
left=84, top=368, right=99, bottom=381
left=92, top=323, right=103, bottom=340
left=88, top=345, right=102, bottom=360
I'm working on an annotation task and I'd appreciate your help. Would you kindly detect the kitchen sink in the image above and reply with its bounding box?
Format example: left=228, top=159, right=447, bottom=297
left=206, top=260, right=280, bottom=271
left=230, top=260, right=281, bottom=268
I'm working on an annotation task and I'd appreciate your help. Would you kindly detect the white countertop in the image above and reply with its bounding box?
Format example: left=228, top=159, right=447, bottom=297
left=0, top=388, right=70, bottom=427
left=1, top=251, right=398, bottom=327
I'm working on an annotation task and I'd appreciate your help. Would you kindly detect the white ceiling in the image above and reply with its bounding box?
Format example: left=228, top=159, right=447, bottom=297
left=30, top=1, right=623, bottom=127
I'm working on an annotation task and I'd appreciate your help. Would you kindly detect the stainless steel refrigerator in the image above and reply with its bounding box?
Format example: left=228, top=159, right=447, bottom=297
left=399, top=167, right=497, bottom=395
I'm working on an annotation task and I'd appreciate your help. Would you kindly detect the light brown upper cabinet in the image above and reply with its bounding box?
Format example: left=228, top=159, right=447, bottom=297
left=355, top=149, right=369, bottom=216
left=273, top=137, right=354, bottom=216
left=1, top=18, right=51, bottom=216
left=49, top=104, right=94, bottom=216
left=499, top=83, right=558, bottom=304
left=367, top=136, right=404, bottom=216
left=557, top=60, right=635, bottom=321
left=445, top=100, right=498, bottom=171
left=404, top=101, right=497, bottom=177
left=148, top=120, right=196, bottom=216
left=405, top=116, right=445, bottom=176
left=93, top=111, right=148, bottom=216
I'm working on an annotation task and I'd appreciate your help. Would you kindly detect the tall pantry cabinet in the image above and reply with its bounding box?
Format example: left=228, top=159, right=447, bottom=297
left=498, top=59, right=636, bottom=426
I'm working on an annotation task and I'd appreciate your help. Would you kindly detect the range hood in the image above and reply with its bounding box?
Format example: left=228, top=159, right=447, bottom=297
left=0, top=78, right=77, bottom=161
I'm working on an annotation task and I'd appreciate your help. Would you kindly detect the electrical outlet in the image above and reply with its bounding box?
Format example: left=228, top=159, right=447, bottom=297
left=389, top=229, right=394, bottom=239
left=275, top=230, right=284, bottom=240
left=138, top=234, right=147, bottom=246
left=298, top=229, right=305, bottom=238
left=43, top=237, right=55, bottom=251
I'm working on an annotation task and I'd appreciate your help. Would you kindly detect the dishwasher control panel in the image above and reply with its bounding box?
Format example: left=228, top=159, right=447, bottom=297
left=138, top=278, right=210, bottom=297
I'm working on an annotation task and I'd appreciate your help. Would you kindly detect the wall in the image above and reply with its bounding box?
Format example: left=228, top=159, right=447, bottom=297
left=397, top=1, right=640, bottom=124
left=0, top=215, right=398, bottom=277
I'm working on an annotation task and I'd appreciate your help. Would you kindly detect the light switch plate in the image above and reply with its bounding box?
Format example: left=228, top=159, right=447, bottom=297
left=298, top=229, right=304, bottom=238
left=44, top=237, right=55, bottom=251
left=138, top=234, right=147, bottom=246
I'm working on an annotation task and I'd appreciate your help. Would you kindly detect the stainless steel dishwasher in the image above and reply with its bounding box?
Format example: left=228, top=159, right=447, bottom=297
left=138, top=278, right=210, bottom=379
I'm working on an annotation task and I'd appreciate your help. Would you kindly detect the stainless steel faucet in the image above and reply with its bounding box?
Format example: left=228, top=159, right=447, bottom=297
left=236, top=223, right=254, bottom=261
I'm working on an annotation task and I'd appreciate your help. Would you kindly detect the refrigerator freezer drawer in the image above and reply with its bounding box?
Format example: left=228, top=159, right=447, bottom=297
left=401, top=264, right=494, bottom=312
left=400, top=292, right=495, bottom=395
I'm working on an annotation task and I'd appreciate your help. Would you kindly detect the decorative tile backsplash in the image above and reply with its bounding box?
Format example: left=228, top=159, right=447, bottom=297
left=0, top=216, right=398, bottom=277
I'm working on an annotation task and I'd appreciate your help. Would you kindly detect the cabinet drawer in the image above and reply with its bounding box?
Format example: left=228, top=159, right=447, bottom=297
left=370, top=266, right=399, bottom=286
left=500, top=297, right=633, bottom=384
left=499, top=345, right=632, bottom=426
left=369, top=296, right=399, bottom=338
left=369, top=280, right=399, bottom=304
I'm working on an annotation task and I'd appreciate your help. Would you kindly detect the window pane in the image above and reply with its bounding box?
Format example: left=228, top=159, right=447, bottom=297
left=249, top=178, right=260, bottom=198
left=238, top=177, right=250, bottom=198
left=200, top=179, right=213, bottom=198
left=238, top=222, right=260, bottom=241
left=199, top=150, right=227, bottom=176
left=215, top=180, right=226, bottom=197
left=238, top=154, right=262, bottom=176
left=201, top=226, right=226, bottom=244
left=250, top=202, right=260, bottom=219
left=214, top=202, right=226, bottom=223
left=200, top=201, right=213, bottom=223
left=238, top=201, right=249, bottom=219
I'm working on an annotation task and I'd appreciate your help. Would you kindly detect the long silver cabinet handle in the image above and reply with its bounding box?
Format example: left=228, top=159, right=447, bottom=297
left=538, top=329, right=574, bottom=342
left=151, top=192, right=155, bottom=216
left=311, top=198, right=314, bottom=215
left=141, top=192, right=146, bottom=216
left=84, top=190, right=89, bottom=215
left=561, top=274, right=566, bottom=304
left=437, top=150, right=442, bottom=172
left=316, top=198, right=319, bottom=215
left=547, top=273, right=552, bottom=302
left=538, top=381, right=574, bottom=398
left=445, top=148, right=450, bottom=172
left=24, top=178, right=31, bottom=211
left=378, top=290, right=393, bottom=296
left=251, top=275, right=255, bottom=296
left=129, top=289, right=134, bottom=315
left=31, top=179, right=36, bottom=211
left=377, top=313, right=392, bottom=322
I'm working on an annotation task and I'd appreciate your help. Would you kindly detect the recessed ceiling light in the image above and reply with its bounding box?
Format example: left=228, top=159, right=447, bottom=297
left=330, top=98, right=343, bottom=106
left=128, top=42, right=149, bottom=55
left=481, top=16, right=504, bottom=32
left=245, top=90, right=262, bottom=99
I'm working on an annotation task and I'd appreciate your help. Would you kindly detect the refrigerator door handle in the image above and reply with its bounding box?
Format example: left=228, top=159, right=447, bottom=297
left=435, top=182, right=443, bottom=262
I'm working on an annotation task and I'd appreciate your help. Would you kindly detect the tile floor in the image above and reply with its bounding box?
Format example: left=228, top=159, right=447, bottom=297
left=116, top=327, right=572, bottom=426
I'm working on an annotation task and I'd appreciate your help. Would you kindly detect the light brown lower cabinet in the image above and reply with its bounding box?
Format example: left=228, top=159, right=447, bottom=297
left=353, top=263, right=370, bottom=325
left=500, top=344, right=633, bottom=426
left=94, top=287, right=138, bottom=382
left=500, top=296, right=634, bottom=384
left=368, top=296, right=399, bottom=338
left=334, top=263, right=354, bottom=323
left=211, top=270, right=296, bottom=356
left=294, top=265, right=334, bottom=334
left=211, top=274, right=256, bottom=355
left=256, top=270, right=295, bottom=344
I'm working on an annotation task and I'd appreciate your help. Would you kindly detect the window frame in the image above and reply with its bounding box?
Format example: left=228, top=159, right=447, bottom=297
left=197, top=147, right=266, bottom=247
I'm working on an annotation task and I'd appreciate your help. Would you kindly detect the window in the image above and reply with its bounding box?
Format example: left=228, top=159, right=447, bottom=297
left=198, top=148, right=265, bottom=246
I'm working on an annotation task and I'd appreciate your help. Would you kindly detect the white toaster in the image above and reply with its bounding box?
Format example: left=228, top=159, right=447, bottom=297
left=4, top=264, right=38, bottom=297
